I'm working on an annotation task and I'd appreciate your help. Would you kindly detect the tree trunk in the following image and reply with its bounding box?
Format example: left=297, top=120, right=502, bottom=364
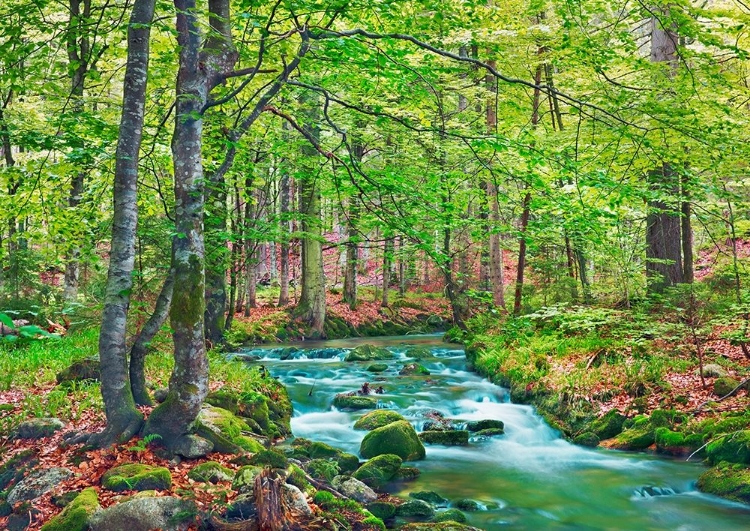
left=513, top=192, right=532, bottom=315
left=278, top=168, right=291, bottom=306
left=92, top=0, right=155, bottom=446
left=485, top=57, right=505, bottom=309
left=144, top=0, right=213, bottom=450
left=343, top=199, right=359, bottom=310
left=681, top=175, right=694, bottom=283
left=130, top=271, right=174, bottom=406
left=382, top=236, right=394, bottom=308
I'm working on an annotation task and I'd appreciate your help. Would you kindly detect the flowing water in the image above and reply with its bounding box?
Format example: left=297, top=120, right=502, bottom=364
left=235, top=335, right=750, bottom=530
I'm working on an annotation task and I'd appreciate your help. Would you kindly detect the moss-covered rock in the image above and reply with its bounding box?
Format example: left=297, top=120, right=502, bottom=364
left=654, top=428, right=702, bottom=457
left=101, top=464, right=171, bottom=492
left=465, top=420, right=504, bottom=433
left=41, top=488, right=99, bottom=531
left=13, top=418, right=64, bottom=440
left=432, top=509, right=467, bottom=523
left=187, top=461, right=233, bottom=484
left=573, top=432, right=600, bottom=447
left=608, top=427, right=654, bottom=451
left=697, top=463, right=750, bottom=504
left=410, top=491, right=448, bottom=507
left=7, top=467, right=74, bottom=504
left=292, top=439, right=359, bottom=472
left=333, top=394, right=378, bottom=410
left=367, top=363, right=389, bottom=373
left=306, top=459, right=340, bottom=482
left=56, top=357, right=100, bottom=384
left=87, top=496, right=196, bottom=531
left=232, top=465, right=263, bottom=494
left=360, top=420, right=426, bottom=461
left=0, top=450, right=37, bottom=492
left=649, top=409, right=686, bottom=429
left=453, top=499, right=480, bottom=511
left=196, top=405, right=265, bottom=454
left=714, top=377, right=741, bottom=397
left=706, top=430, right=750, bottom=465
left=395, top=499, right=435, bottom=519
left=419, top=430, right=469, bottom=446
left=353, top=454, right=402, bottom=488
left=394, top=466, right=421, bottom=481
left=405, top=347, right=433, bottom=360
left=366, top=500, right=396, bottom=519
left=589, top=409, right=627, bottom=440
left=331, top=476, right=378, bottom=504
left=400, top=524, right=481, bottom=531
left=354, top=410, right=405, bottom=431
left=248, top=449, right=289, bottom=469
left=345, top=344, right=394, bottom=362
left=399, top=363, right=431, bottom=376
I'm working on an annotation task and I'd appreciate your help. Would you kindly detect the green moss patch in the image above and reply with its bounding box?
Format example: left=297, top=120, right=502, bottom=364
left=353, top=454, right=402, bottom=487
left=41, top=488, right=99, bottom=531
left=697, top=463, right=750, bottom=504
left=354, top=410, right=405, bottom=431
left=360, top=420, right=426, bottom=461
left=187, top=461, right=233, bottom=484
left=706, top=430, right=750, bottom=465
left=101, top=463, right=171, bottom=492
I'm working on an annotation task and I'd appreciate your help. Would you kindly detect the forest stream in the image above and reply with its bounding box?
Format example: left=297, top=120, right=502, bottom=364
left=236, top=335, right=750, bottom=530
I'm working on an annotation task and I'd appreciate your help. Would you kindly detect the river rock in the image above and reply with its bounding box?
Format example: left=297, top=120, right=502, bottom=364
left=399, top=363, right=430, bottom=376
left=233, top=465, right=263, bottom=494
left=196, top=405, right=265, bottom=453
left=573, top=432, right=600, bottom=447
left=607, top=427, right=655, bottom=451
left=395, top=499, right=435, bottom=519
left=698, top=364, right=727, bottom=378
left=56, top=357, right=100, bottom=384
left=101, top=463, right=171, bottom=492
left=697, top=463, right=750, bottom=504
left=713, top=377, right=741, bottom=397
left=225, top=493, right=256, bottom=520
left=331, top=475, right=378, bottom=503
left=589, top=409, right=627, bottom=440
left=360, top=420, right=426, bottom=461
left=395, top=466, right=421, bottom=481
left=40, top=487, right=99, bottom=531
left=419, top=430, right=469, bottom=446
left=172, top=434, right=213, bottom=458
left=14, top=417, right=65, bottom=439
left=432, top=508, right=467, bottom=523
left=706, top=430, right=750, bottom=465
left=88, top=496, right=196, bottom=531
left=367, top=363, right=389, bottom=372
left=345, top=344, right=394, bottom=362
left=281, top=483, right=312, bottom=516
left=465, top=419, right=504, bottom=432
left=410, top=490, right=448, bottom=507
left=354, top=410, right=405, bottom=430
left=405, top=347, right=433, bottom=360
left=454, top=499, right=481, bottom=511
left=333, top=393, right=377, bottom=410
left=353, top=454, right=402, bottom=487
left=8, top=467, right=73, bottom=504
left=366, top=500, right=396, bottom=519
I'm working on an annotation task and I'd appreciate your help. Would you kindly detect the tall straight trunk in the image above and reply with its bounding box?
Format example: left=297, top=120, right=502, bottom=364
left=294, top=96, right=325, bottom=336
left=485, top=57, right=505, bottom=309
left=225, top=185, right=241, bottom=331
left=278, top=171, right=291, bottom=306
left=681, top=175, right=694, bottom=283
left=398, top=236, right=407, bottom=297
left=382, top=236, right=394, bottom=307
left=130, top=271, right=174, bottom=406
left=343, top=199, right=360, bottom=310
left=144, top=0, right=217, bottom=450
left=246, top=246, right=258, bottom=311
left=513, top=60, right=543, bottom=315
left=0, top=100, right=17, bottom=293
left=92, top=0, right=155, bottom=446
left=63, top=0, right=92, bottom=303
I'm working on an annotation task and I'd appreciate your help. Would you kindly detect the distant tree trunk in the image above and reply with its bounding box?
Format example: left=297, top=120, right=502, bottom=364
left=278, top=133, right=291, bottom=306
left=486, top=58, right=505, bottom=310
left=513, top=192, right=532, bottom=315
left=681, top=175, right=694, bottom=283
left=382, top=236, right=394, bottom=307
left=246, top=246, right=258, bottom=311
left=343, top=199, right=359, bottom=310
left=130, top=271, right=174, bottom=406
left=92, top=0, right=155, bottom=446
left=225, top=186, right=241, bottom=331
left=0, top=100, right=17, bottom=294
left=398, top=236, right=407, bottom=297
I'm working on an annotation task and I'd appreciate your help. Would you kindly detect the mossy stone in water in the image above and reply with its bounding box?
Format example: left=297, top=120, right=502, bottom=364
left=465, top=420, right=504, bottom=432
left=101, top=464, right=171, bottom=492
left=395, top=499, right=435, bottom=519
left=40, top=488, right=99, bottom=531
left=573, top=432, right=600, bottom=447
left=419, top=430, right=469, bottom=446
left=473, top=428, right=504, bottom=438
left=248, top=449, right=288, bottom=469
left=609, top=427, right=654, bottom=451
left=354, top=410, right=405, bottom=431
left=333, top=394, right=378, bottom=410
left=353, top=454, right=402, bottom=487
left=187, top=461, right=233, bottom=484
left=366, top=501, right=396, bottom=519
left=697, top=463, right=750, bottom=504
left=706, top=430, right=750, bottom=465
left=360, top=420, right=426, bottom=461
left=399, top=363, right=431, bottom=376
left=589, top=409, right=626, bottom=440
left=410, top=490, right=448, bottom=507
left=367, top=363, right=389, bottom=373
left=394, top=466, right=421, bottom=481
left=303, top=440, right=359, bottom=473
left=453, top=499, right=480, bottom=511
left=345, top=345, right=394, bottom=362
left=306, top=459, right=340, bottom=482
left=432, top=509, right=467, bottom=523
left=400, top=524, right=482, bottom=531
left=405, top=347, right=433, bottom=360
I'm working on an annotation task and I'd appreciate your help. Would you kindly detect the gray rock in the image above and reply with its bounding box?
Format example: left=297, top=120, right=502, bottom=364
left=395, top=498, right=435, bottom=519
left=7, top=467, right=73, bottom=504
left=173, top=434, right=214, bottom=458
left=281, top=483, right=312, bottom=517
left=331, top=475, right=378, bottom=504
left=698, top=364, right=727, bottom=378
left=225, top=493, right=257, bottom=520
left=14, top=417, right=65, bottom=439
left=88, top=496, right=196, bottom=531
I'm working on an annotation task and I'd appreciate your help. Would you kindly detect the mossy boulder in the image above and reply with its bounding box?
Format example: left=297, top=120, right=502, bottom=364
left=101, top=464, right=171, bottom=492
left=367, top=363, right=389, bottom=373
left=395, top=499, right=435, bottom=519
left=196, top=405, right=265, bottom=454
left=649, top=409, right=686, bottom=429
left=306, top=459, right=340, bottom=482
left=608, top=427, right=655, bottom=451
left=88, top=496, right=196, bottom=531
left=13, top=418, right=64, bottom=440
left=573, top=432, right=600, bottom=448
left=654, top=428, right=702, bottom=457
left=248, top=449, right=289, bottom=469
left=0, top=450, right=37, bottom=492
left=432, top=509, right=467, bottom=523
left=400, top=524, right=481, bottom=531
left=419, top=430, right=469, bottom=446
left=405, top=347, right=433, bottom=360
left=333, top=394, right=378, bottom=410
left=7, top=467, right=74, bottom=504
left=454, top=499, right=480, bottom=511
left=56, top=357, right=100, bottom=384
left=366, top=500, right=396, bottom=519
left=354, top=410, right=405, bottom=431
left=465, top=420, right=504, bottom=433
left=589, top=409, right=627, bottom=440
left=399, top=363, right=431, bottom=376
left=713, top=377, right=742, bottom=398
left=233, top=466, right=263, bottom=494
left=360, top=420, right=426, bottom=461
left=331, top=476, right=378, bottom=504
left=697, top=463, right=750, bottom=504
left=345, top=344, right=394, bottom=362
left=187, top=462, right=233, bottom=484
left=410, top=491, right=448, bottom=507
left=394, top=466, right=421, bottom=481
left=353, top=454, right=402, bottom=487
left=473, top=428, right=505, bottom=438
left=41, top=488, right=99, bottom=531
left=706, top=430, right=750, bottom=465
left=291, top=439, right=359, bottom=472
